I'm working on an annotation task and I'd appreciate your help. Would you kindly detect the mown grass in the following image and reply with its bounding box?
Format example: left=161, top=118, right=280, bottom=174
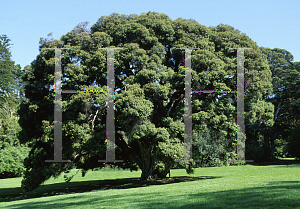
left=0, top=158, right=300, bottom=208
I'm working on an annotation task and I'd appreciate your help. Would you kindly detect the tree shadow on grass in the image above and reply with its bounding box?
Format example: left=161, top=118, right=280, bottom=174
left=2, top=180, right=300, bottom=209
left=0, top=175, right=221, bottom=202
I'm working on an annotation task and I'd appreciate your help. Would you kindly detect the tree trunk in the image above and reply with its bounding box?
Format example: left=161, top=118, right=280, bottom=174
left=159, top=164, right=171, bottom=178
left=270, top=130, right=278, bottom=159
left=115, top=131, right=160, bottom=181
left=263, top=128, right=271, bottom=160
left=140, top=156, right=156, bottom=180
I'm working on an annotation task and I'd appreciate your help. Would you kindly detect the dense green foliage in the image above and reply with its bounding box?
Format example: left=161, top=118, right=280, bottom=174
left=0, top=101, right=29, bottom=179
left=17, top=12, right=275, bottom=192
left=0, top=104, right=29, bottom=179
left=0, top=146, right=30, bottom=178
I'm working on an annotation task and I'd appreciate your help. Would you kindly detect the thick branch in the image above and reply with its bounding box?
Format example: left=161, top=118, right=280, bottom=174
left=274, top=100, right=285, bottom=122
left=165, top=89, right=184, bottom=113
left=91, top=109, right=98, bottom=130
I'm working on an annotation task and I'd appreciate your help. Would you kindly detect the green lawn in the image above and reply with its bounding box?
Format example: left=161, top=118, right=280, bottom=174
left=0, top=159, right=300, bottom=208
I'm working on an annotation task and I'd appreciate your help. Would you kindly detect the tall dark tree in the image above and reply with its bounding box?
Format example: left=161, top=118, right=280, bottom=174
left=18, top=12, right=273, bottom=192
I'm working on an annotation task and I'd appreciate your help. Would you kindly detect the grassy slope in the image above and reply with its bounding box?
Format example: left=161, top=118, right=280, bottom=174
left=0, top=159, right=300, bottom=208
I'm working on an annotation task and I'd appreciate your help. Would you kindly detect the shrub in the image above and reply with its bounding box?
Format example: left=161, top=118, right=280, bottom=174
left=192, top=128, right=230, bottom=167
left=208, top=157, right=223, bottom=167
left=219, top=151, right=236, bottom=166
left=229, top=161, right=246, bottom=166
left=0, top=145, right=30, bottom=178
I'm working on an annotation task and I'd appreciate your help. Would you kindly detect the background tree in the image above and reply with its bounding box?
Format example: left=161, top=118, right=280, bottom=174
left=0, top=35, right=14, bottom=117
left=0, top=34, right=29, bottom=178
left=0, top=35, right=25, bottom=117
left=258, top=47, right=300, bottom=160
left=18, top=12, right=273, bottom=192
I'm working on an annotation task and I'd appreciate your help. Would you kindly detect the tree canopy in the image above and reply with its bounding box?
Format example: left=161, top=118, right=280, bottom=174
left=18, top=12, right=274, bottom=192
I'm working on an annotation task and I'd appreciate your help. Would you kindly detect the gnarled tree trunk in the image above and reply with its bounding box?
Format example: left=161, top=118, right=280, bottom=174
left=140, top=156, right=156, bottom=180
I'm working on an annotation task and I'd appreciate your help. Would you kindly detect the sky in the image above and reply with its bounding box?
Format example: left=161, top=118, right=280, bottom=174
left=1, top=0, right=300, bottom=70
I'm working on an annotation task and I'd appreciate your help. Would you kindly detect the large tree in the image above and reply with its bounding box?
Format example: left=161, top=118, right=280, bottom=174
left=18, top=12, right=273, bottom=192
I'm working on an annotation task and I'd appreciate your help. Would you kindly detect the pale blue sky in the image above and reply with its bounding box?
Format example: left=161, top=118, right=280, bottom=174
left=1, top=0, right=299, bottom=70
